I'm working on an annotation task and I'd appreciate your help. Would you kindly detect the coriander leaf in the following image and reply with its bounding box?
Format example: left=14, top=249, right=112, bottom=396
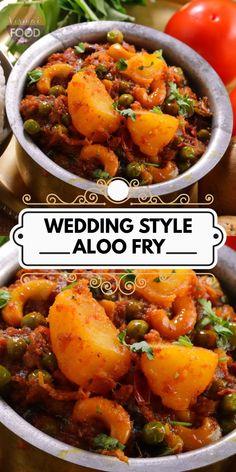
left=93, top=433, right=125, bottom=451
left=0, top=290, right=11, bottom=309
left=167, top=81, right=194, bottom=117
left=130, top=341, right=154, bottom=360
left=113, top=102, right=136, bottom=121
left=117, top=269, right=136, bottom=283
left=116, top=58, right=128, bottom=70
left=27, top=69, right=43, bottom=86
left=143, top=162, right=160, bottom=168
left=118, top=330, right=154, bottom=360
left=118, top=329, right=127, bottom=344
left=198, top=298, right=233, bottom=349
left=152, top=106, right=163, bottom=114
left=169, top=421, right=192, bottom=427
left=93, top=169, right=111, bottom=180
left=75, top=42, right=85, bottom=53
left=175, top=335, right=193, bottom=347
left=62, top=282, right=77, bottom=291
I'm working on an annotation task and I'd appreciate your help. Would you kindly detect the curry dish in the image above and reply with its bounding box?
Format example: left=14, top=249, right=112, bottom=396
left=20, top=30, right=212, bottom=185
left=0, top=269, right=235, bottom=461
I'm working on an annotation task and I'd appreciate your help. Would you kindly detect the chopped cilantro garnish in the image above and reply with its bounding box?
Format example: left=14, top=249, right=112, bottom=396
left=113, top=101, right=136, bottom=121
left=93, top=169, right=111, bottom=180
left=93, top=433, right=125, bottom=451
left=167, top=81, right=194, bottom=117
left=152, top=106, right=163, bottom=114
left=116, top=58, right=128, bottom=71
left=0, top=290, right=11, bottom=309
left=74, top=42, right=85, bottom=53
left=153, top=276, right=161, bottom=283
left=169, top=421, right=192, bottom=427
left=175, top=335, right=193, bottom=348
left=198, top=298, right=233, bottom=349
left=27, top=69, right=43, bottom=86
left=118, top=329, right=154, bottom=360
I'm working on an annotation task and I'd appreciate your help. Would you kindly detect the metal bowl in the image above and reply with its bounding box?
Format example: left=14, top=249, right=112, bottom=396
left=5, top=21, right=233, bottom=201
left=0, top=242, right=235, bottom=471
left=0, top=51, right=12, bottom=156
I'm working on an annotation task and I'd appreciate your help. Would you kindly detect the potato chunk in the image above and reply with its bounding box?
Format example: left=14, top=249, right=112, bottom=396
left=48, top=280, right=131, bottom=393
left=67, top=69, right=120, bottom=138
left=121, top=52, right=166, bottom=87
left=127, top=111, right=178, bottom=157
left=141, top=344, right=218, bottom=410
left=135, top=269, right=196, bottom=309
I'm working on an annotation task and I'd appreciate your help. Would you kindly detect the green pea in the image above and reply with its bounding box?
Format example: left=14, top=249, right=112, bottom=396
left=197, top=129, right=211, bottom=142
left=38, top=101, right=52, bottom=116
left=179, top=146, right=195, bottom=160
left=229, top=322, right=236, bottom=348
left=164, top=101, right=179, bottom=116
left=178, top=160, right=192, bottom=174
left=24, top=119, right=40, bottom=135
left=21, top=312, right=47, bottom=329
left=61, top=113, right=72, bottom=127
left=28, top=369, right=52, bottom=384
left=95, top=64, right=108, bottom=79
left=107, top=30, right=123, bottom=44
left=6, top=337, right=27, bottom=360
left=0, top=365, right=11, bottom=388
left=126, top=162, right=142, bottom=179
left=220, top=415, right=236, bottom=435
left=126, top=299, right=145, bottom=320
left=208, top=379, right=227, bottom=399
left=49, top=85, right=66, bottom=97
left=42, top=352, right=58, bottom=373
left=194, top=330, right=218, bottom=349
left=118, top=94, right=134, bottom=107
left=127, top=319, right=149, bottom=339
left=119, top=80, right=131, bottom=94
left=143, top=421, right=165, bottom=445
left=220, top=394, right=236, bottom=414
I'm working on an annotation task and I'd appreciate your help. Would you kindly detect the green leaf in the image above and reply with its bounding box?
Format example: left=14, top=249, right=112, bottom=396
left=144, top=162, right=160, bottom=168
left=104, top=2, right=134, bottom=21
left=62, top=282, right=77, bottom=290
left=0, top=290, right=11, bottom=309
left=0, top=236, right=9, bottom=247
left=117, top=269, right=136, bottom=283
left=167, top=81, right=194, bottom=117
left=116, top=58, right=128, bottom=71
left=93, top=433, right=125, bottom=451
left=118, top=330, right=154, bottom=360
left=93, top=169, right=111, bottom=180
left=169, top=421, right=192, bottom=427
left=152, top=106, right=163, bottom=114
left=175, top=335, right=193, bottom=348
left=130, top=341, right=154, bottom=360
left=39, top=0, right=61, bottom=34
left=0, top=4, right=19, bottom=35
left=27, top=69, right=43, bottom=86
left=198, top=298, right=233, bottom=349
left=75, top=42, right=85, bottom=53
left=113, top=102, right=136, bottom=121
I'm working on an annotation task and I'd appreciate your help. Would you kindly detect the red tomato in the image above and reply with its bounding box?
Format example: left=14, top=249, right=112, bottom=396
left=226, top=237, right=236, bottom=251
left=165, top=0, right=236, bottom=85
left=230, top=87, right=236, bottom=136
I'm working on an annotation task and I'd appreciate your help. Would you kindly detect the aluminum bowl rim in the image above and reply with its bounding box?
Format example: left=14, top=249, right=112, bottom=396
left=5, top=21, right=233, bottom=198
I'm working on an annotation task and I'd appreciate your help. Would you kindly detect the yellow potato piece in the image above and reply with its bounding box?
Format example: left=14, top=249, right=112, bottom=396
left=48, top=280, right=131, bottom=393
left=141, top=344, right=218, bottom=410
left=67, top=69, right=120, bottom=138
left=135, top=269, right=196, bottom=308
left=121, top=52, right=166, bottom=87
left=127, top=111, right=179, bottom=157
